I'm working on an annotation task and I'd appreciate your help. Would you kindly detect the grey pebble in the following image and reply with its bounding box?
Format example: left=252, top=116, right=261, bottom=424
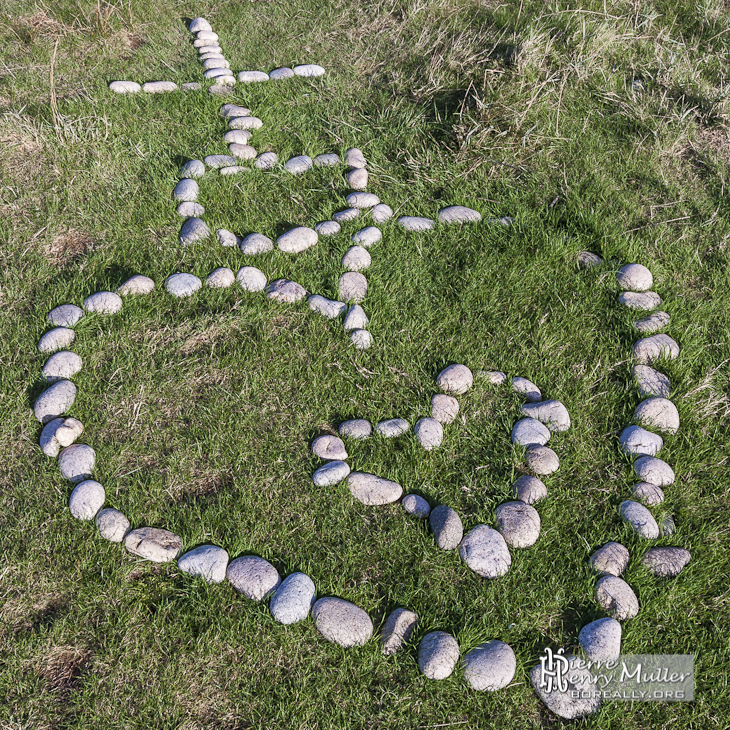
left=641, top=547, right=691, bottom=577
left=635, top=311, right=670, bottom=334
left=343, top=304, right=369, bottom=331
left=462, top=640, right=516, bottom=691
left=579, top=618, right=622, bottom=662
left=237, top=267, right=267, bottom=292
left=142, top=81, right=178, bottom=93
left=477, top=370, right=507, bottom=385
left=333, top=208, right=360, bottom=223
left=266, top=279, right=307, bottom=302
left=381, top=608, right=418, bottom=655
left=55, top=418, right=83, bottom=447
left=402, top=494, right=430, bottom=518
left=511, top=418, right=550, bottom=446
left=436, top=364, right=473, bottom=395
left=195, top=30, right=218, bottom=42
left=227, top=556, right=281, bottom=600
left=42, top=351, right=82, bottom=383
left=270, top=572, right=316, bottom=624
left=206, top=267, right=235, bottom=288
left=109, top=80, right=141, bottom=93
left=495, top=501, right=541, bottom=548
left=40, top=418, right=65, bottom=457
left=525, top=444, right=560, bottom=475
left=617, top=263, right=653, bottom=291
left=224, top=129, right=252, bottom=144
left=96, top=508, right=130, bottom=542
left=520, top=400, right=571, bottom=432
left=229, top=143, right=257, bottom=160
left=633, top=455, right=675, bottom=486
left=189, top=17, right=212, bottom=32
left=217, top=229, right=239, bottom=248
left=512, top=475, right=547, bottom=504
left=240, top=232, right=273, bottom=255
left=530, top=657, right=601, bottom=719
left=619, top=291, right=661, bottom=310
left=178, top=545, right=229, bottom=583
left=511, top=376, right=541, bottom=402
left=370, top=204, right=393, bottom=223
left=632, top=482, right=665, bottom=506
left=418, top=632, right=460, bottom=679
left=589, top=542, right=629, bottom=577
left=116, top=275, right=155, bottom=296
left=180, top=159, right=205, bottom=178
left=197, top=45, right=222, bottom=55
left=347, top=472, right=402, bottom=505
left=459, top=525, right=512, bottom=578
left=430, top=394, right=459, bottom=424
left=342, top=246, right=371, bottom=271
left=620, top=499, right=659, bottom=539
left=619, top=425, right=663, bottom=457
left=293, top=64, right=325, bottom=77
left=595, top=575, right=640, bottom=620
left=203, top=58, right=229, bottom=70
left=312, top=597, right=373, bottom=647
left=429, top=505, right=463, bottom=550
left=350, top=329, right=372, bottom=349
left=312, top=434, right=347, bottom=460
left=48, top=304, right=83, bottom=328
left=313, top=152, right=340, bottom=167
left=125, top=527, right=182, bottom=563
left=438, top=205, right=481, bottom=224
left=34, top=379, right=77, bottom=424
left=633, top=397, right=679, bottom=434
left=397, top=215, right=434, bottom=232
left=228, top=116, right=263, bottom=130
left=176, top=201, right=205, bottom=218
left=83, top=291, right=122, bottom=315
left=58, top=444, right=95, bottom=483
left=633, top=364, right=671, bottom=398
left=277, top=227, right=318, bottom=254
left=284, top=155, right=313, bottom=174
left=269, top=67, right=295, bottom=80
left=346, top=192, right=379, bottom=209
left=69, top=480, right=105, bottom=520
left=238, top=70, right=269, bottom=83
left=347, top=168, right=368, bottom=190
left=180, top=82, right=202, bottom=92
left=254, top=151, right=278, bottom=169
left=339, top=419, right=371, bottom=439
left=352, top=226, right=381, bottom=248
left=315, top=220, right=341, bottom=236
left=179, top=217, right=210, bottom=245
left=308, top=295, right=346, bottom=319
left=339, top=271, right=367, bottom=302
left=376, top=418, right=409, bottom=438
left=312, top=460, right=350, bottom=486
left=165, top=273, right=201, bottom=297
left=577, top=251, right=603, bottom=268
left=204, top=154, right=237, bottom=168
left=344, top=148, right=367, bottom=168
left=414, top=418, right=443, bottom=450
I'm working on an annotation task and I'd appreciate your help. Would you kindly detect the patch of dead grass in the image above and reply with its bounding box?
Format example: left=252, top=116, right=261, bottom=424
left=36, top=644, right=92, bottom=698
left=45, top=228, right=95, bottom=268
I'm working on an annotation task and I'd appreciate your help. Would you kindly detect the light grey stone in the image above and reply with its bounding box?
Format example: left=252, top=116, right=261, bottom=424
left=619, top=291, right=661, bottom=310
left=414, top=418, right=443, bottom=450
left=313, top=597, right=373, bottom=647
left=346, top=192, right=379, bottom=209
left=342, top=246, right=371, bottom=271
left=595, top=575, right=640, bottom=620
left=635, top=311, right=670, bottom=334
left=204, top=154, right=237, bottom=168
left=402, top=494, right=430, bottom=518
left=511, top=418, right=550, bottom=446
left=633, top=365, right=671, bottom=398
left=40, top=418, right=65, bottom=457
left=347, top=472, right=402, bottom=505
left=96, top=508, right=130, bottom=542
left=270, top=572, right=316, bottom=624
left=620, top=425, right=663, bottom=457
left=58, top=444, right=95, bottom=483
left=633, top=456, right=674, bottom=486
left=293, top=64, right=325, bottom=77
left=269, top=67, right=294, bottom=80
left=83, top=291, right=122, bottom=315
left=240, top=233, right=272, bottom=255
left=376, top=418, right=409, bottom=438
left=216, top=229, right=239, bottom=248
left=203, top=58, right=229, bottom=70
left=41, top=351, right=82, bottom=383
left=632, top=482, right=665, bottom=506
left=577, top=251, right=603, bottom=268
left=238, top=70, right=270, bottom=83
left=634, top=334, right=680, bottom=364
left=179, top=217, right=210, bottom=245
left=459, top=525, right=512, bottom=578
left=579, top=617, right=622, bottom=662
left=224, top=129, right=253, bottom=144
left=429, top=505, right=463, bottom=550
left=266, top=279, right=307, bottom=303
left=195, top=30, right=218, bottom=42
left=438, top=205, right=482, bottom=224
left=418, top=632, right=459, bottom=680
left=142, top=81, right=178, bottom=93
left=589, top=542, right=629, bottom=577
left=285, top=155, right=313, bottom=174
left=343, top=304, right=369, bottom=331
left=381, top=608, right=418, bottom=655
left=617, top=263, right=653, bottom=291
left=641, top=547, right=691, bottom=577
left=211, top=75, right=236, bottom=87
left=339, top=271, right=367, bottom=302
left=350, top=329, right=372, bottom=349
left=178, top=545, right=229, bottom=583
left=55, top=418, right=83, bottom=447
left=189, top=17, right=212, bottom=32
left=633, top=397, right=679, bottom=434
left=512, top=475, right=547, bottom=504
left=530, top=657, right=601, bottom=719
left=197, top=45, right=222, bottom=55
left=344, top=148, right=367, bottom=168
left=477, top=370, right=507, bottom=385
left=206, top=267, right=235, bottom=288
left=495, top=501, right=541, bottom=548
left=333, top=208, right=360, bottom=223
left=109, top=80, right=141, bottom=93
left=397, top=215, right=434, bottom=232
left=525, top=444, right=559, bottom=475
left=180, top=159, right=205, bottom=179
left=462, top=640, right=516, bottom=691
left=229, top=143, right=257, bottom=160
left=116, top=275, right=155, bottom=296
left=315, top=220, right=341, bottom=236
left=430, top=394, right=459, bottom=424
left=165, top=273, right=201, bottom=297
left=308, top=295, right=346, bottom=319
left=254, top=152, right=278, bottom=169
left=313, top=153, right=340, bottom=167
left=48, top=304, right=83, bottom=328
left=370, top=204, right=393, bottom=223
left=339, top=419, right=371, bottom=439
left=511, top=376, right=541, bottom=402
left=124, top=527, right=182, bottom=563
left=219, top=165, right=247, bottom=176
left=520, top=400, right=571, bottom=432
left=620, top=499, right=659, bottom=539
left=176, top=201, right=205, bottom=218
left=277, top=227, right=318, bottom=254
left=227, top=556, right=281, bottom=600
left=436, top=364, right=473, bottom=395
left=228, top=116, right=263, bottom=130
left=352, top=226, right=381, bottom=248
left=347, top=168, right=368, bottom=190
left=313, top=460, right=350, bottom=486
left=34, top=380, right=77, bottom=424
left=236, top=266, right=267, bottom=292
left=312, top=435, right=348, bottom=460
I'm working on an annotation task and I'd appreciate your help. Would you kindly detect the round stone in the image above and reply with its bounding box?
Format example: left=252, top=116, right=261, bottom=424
left=430, top=394, right=459, bottom=424
left=312, top=435, right=348, bottom=460
left=511, top=418, right=550, bottom=446
left=236, top=267, right=267, bottom=292
left=176, top=201, right=205, bottom=218
left=438, top=205, right=482, bottom=224
left=641, top=547, right=691, bottom=577
left=347, top=472, right=402, bottom=505
left=58, top=444, right=95, bottom=483
left=512, top=475, right=547, bottom=504
left=229, top=143, right=257, bottom=160
left=142, top=81, right=177, bottom=93
left=180, top=159, right=205, bottom=178
left=343, top=304, right=369, bottom=331
left=238, top=70, right=269, bottom=83
left=206, top=267, right=235, bottom=288
left=254, top=152, right=278, bottom=169
left=216, top=229, right=239, bottom=248
left=228, top=116, right=263, bottom=130
left=189, top=17, right=212, bottom=32
left=633, top=456, right=674, bottom=486
left=402, top=494, right=430, bottom=518
left=577, top=251, right=603, bottom=268
left=397, top=215, right=434, bottom=232
left=589, top=542, right=629, bottom=577
left=68, top=480, right=104, bottom=520
left=346, top=192, right=379, bottom=209
left=312, top=460, right=350, bottom=486
left=308, top=295, right=346, bottom=319
left=41, top=351, right=82, bottom=383
left=83, top=291, right=122, bottom=315
left=269, top=67, right=294, bottom=80
left=617, top=263, right=653, bottom=291
left=376, top=418, right=409, bottom=438
left=595, top=575, right=640, bottom=620
left=619, top=425, right=663, bottom=457
left=266, top=279, right=307, bottom=303
left=477, top=370, right=507, bottom=385
left=436, top=364, right=473, bottom=395
left=462, top=640, right=516, bottom=691
left=165, top=273, right=201, bottom=297
left=350, top=329, right=372, bottom=349
left=339, top=272, right=367, bottom=302
left=414, top=418, right=443, bottom=450
left=342, top=246, right=371, bottom=271
left=620, top=500, right=659, bottom=539
left=530, top=657, right=601, bottom=719
left=117, top=275, right=155, bottom=296
left=635, top=311, right=670, bottom=334
left=34, top=380, right=77, bottom=424
left=212, top=75, right=236, bottom=87
left=227, top=556, right=281, bottom=600
left=270, top=572, right=316, bottom=624
left=284, top=155, right=313, bottom=174
left=381, top=608, right=418, bottom=655
left=525, top=444, right=559, bottom=475
left=579, top=617, right=621, bottom=662
left=40, top=418, right=65, bottom=457
left=429, top=505, right=463, bottom=550
left=459, top=525, right=511, bottom=578
left=48, top=304, right=83, bottom=328
left=633, top=397, right=680, bottom=434
left=55, top=418, right=83, bottom=448
left=333, top=208, right=360, bottom=223
left=173, top=180, right=198, bottom=204
left=96, top=508, right=130, bottom=542
left=315, top=220, right=341, bottom=236
left=619, top=291, right=661, bottom=310
left=277, top=227, right=318, bottom=254
left=418, top=632, right=460, bottom=680
left=344, top=148, right=367, bottom=168
left=370, top=204, right=393, bottom=223
left=313, top=153, right=340, bottom=167
left=511, top=377, right=541, bottom=402
left=240, top=233, right=273, bottom=255
left=495, top=501, right=541, bottom=548
left=179, top=217, right=210, bottom=245
left=632, top=482, right=665, bottom=506
left=339, top=419, right=371, bottom=439
left=224, top=129, right=252, bottom=144
left=520, top=400, right=571, bottom=432
left=312, top=597, right=373, bottom=647
left=293, top=64, right=325, bottom=77
left=352, top=226, right=381, bottom=248
left=347, top=168, right=368, bottom=190
left=633, top=334, right=680, bottom=364
left=125, top=527, right=182, bottom=563
left=633, top=364, right=671, bottom=397
left=178, top=545, right=229, bottom=583
left=109, top=80, right=141, bottom=93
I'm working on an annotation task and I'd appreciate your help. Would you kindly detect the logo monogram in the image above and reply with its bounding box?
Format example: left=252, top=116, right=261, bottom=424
left=539, top=648, right=570, bottom=693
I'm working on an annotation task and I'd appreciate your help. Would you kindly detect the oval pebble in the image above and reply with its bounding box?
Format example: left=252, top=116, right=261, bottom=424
left=179, top=217, right=210, bottom=245
left=270, top=572, right=316, bottom=624
left=381, top=608, right=418, bottom=655
left=579, top=617, right=622, bottom=663
left=58, top=444, right=95, bottom=483
left=595, top=575, right=640, bottom=620
left=315, top=220, right=341, bottom=236
left=589, top=542, right=629, bottom=577
left=397, top=215, right=434, bottom=232
left=266, top=279, right=307, bottom=302
left=619, top=291, right=661, bottom=310
left=313, top=153, right=340, bottom=167
left=178, top=545, right=229, bottom=583
left=339, top=419, right=371, bottom=439
left=142, top=81, right=177, bottom=93
left=124, top=527, right=182, bottom=563
left=312, top=460, right=350, bottom=486
left=224, top=129, right=252, bottom=144
left=202, top=58, right=230, bottom=70
left=277, top=227, right=318, bottom=253
left=414, top=418, right=443, bottom=450
left=215, top=229, right=238, bottom=248
left=577, top=251, right=603, bottom=268
left=346, top=192, right=379, bottom=209
left=254, top=151, right=278, bottom=169
left=619, top=425, right=663, bottom=457
left=352, top=226, right=381, bottom=248
left=370, top=204, right=393, bottom=223
left=240, top=233, right=273, bottom=255
left=525, top=444, right=559, bottom=475
left=347, top=168, right=368, bottom=190
left=344, top=148, right=367, bottom=168
left=633, top=455, right=674, bottom=486
left=56, top=418, right=83, bottom=447
left=436, top=364, right=473, bottom=395
left=308, top=295, right=346, bottom=319
left=39, top=328, right=75, bottom=353
left=180, top=159, right=205, bottom=179
left=347, top=472, right=402, bottom=505
left=48, top=304, right=83, bottom=328
left=34, top=379, right=77, bottom=424
left=635, top=311, right=670, bottom=334
left=477, top=370, right=507, bottom=385
left=109, top=80, right=141, bottom=93
left=429, top=505, right=463, bottom=550
left=226, top=556, right=281, bottom=600
left=116, top=275, right=155, bottom=296
left=617, top=263, right=653, bottom=291
left=269, top=67, right=294, bottom=80
left=176, top=201, right=205, bottom=218
left=350, top=329, right=372, bottom=349
left=402, top=494, right=430, bottom=518
left=343, top=304, right=369, bottom=331
left=228, top=116, right=263, bottom=130
left=238, top=70, right=269, bottom=83
left=68, top=480, right=105, bottom=520
left=459, top=525, right=511, bottom=578
left=293, top=64, right=325, bottom=77
left=195, top=30, right=218, bottom=42
left=236, top=266, right=267, bottom=292
left=40, top=418, right=65, bottom=457
left=430, top=394, right=459, bottom=424
left=511, top=418, right=550, bottom=446
left=96, top=508, right=130, bottom=542
left=438, top=205, right=481, bottom=224
left=511, top=376, right=541, bottom=402
left=520, top=399, right=571, bottom=432
left=206, top=268, right=235, bottom=288
left=313, top=597, right=373, bottom=647
left=284, top=155, right=313, bottom=174
left=462, top=640, right=515, bottom=691
left=189, top=17, right=212, bottom=32
left=42, top=351, right=82, bottom=382
left=165, top=273, right=201, bottom=297
left=312, top=434, right=347, bottom=460
left=204, top=154, right=237, bottom=168
left=197, top=45, right=222, bottom=55
left=418, top=632, right=459, bottom=680
left=641, top=547, right=691, bottom=577
left=495, top=501, right=541, bottom=548
left=339, top=271, right=367, bottom=302
left=83, top=291, right=122, bottom=315
left=375, top=418, right=409, bottom=438
left=620, top=499, right=659, bottom=539
left=633, top=364, right=671, bottom=398
left=633, top=397, right=679, bottom=434
left=333, top=208, right=360, bottom=223
left=229, top=143, right=257, bottom=160
left=512, top=475, right=547, bottom=504
left=632, top=482, right=665, bottom=506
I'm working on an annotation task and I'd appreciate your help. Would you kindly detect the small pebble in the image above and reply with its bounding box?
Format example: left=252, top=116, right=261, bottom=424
left=347, top=472, right=402, bottom=505
left=116, top=275, right=155, bottom=296
left=577, top=251, right=603, bottom=268
left=238, top=70, right=269, bottom=83
left=333, top=208, right=360, bottom=223
left=397, top=215, right=434, bottom=232
left=308, top=295, right=346, bottom=319
left=343, top=304, right=369, bottom=331
left=437, top=205, right=481, bottom=224
left=312, top=434, right=348, bottom=460
left=180, top=159, right=205, bottom=178
left=402, top=494, right=430, bottom=518
left=619, top=425, right=663, bottom=457
left=224, top=129, right=252, bottom=144
left=269, top=67, right=295, bottom=80
left=619, top=291, right=661, bottom=310
left=436, top=364, right=473, bottom=395
left=181, top=82, right=202, bottom=92
left=176, top=201, right=205, bottom=218
left=429, top=505, right=463, bottom=550
left=641, top=547, right=691, bottom=577
left=228, top=116, right=263, bottom=130
left=344, top=148, right=367, bottom=168
left=595, top=575, right=640, bottom=620
left=530, top=658, right=601, bottom=719
left=418, top=632, right=460, bottom=680
left=375, top=418, right=409, bottom=438
left=179, top=217, right=210, bottom=245
left=511, top=376, right=541, bottom=402
left=620, top=499, right=659, bottom=539
left=635, top=311, right=670, bottom=334
left=58, top=444, right=95, bottom=483
left=293, top=64, right=325, bottom=77
left=42, top=351, right=82, bottom=382
left=633, top=364, right=672, bottom=398
left=142, top=81, right=178, bottom=93
left=284, top=155, right=313, bottom=174
left=632, top=482, right=665, bottom=506
left=339, top=272, right=367, bottom=302
left=633, top=455, right=674, bottom=486
left=109, top=80, right=141, bottom=93
left=203, top=58, right=230, bottom=70
left=124, top=527, right=182, bottom=563
left=195, top=30, right=219, bottom=42
left=206, top=267, right=235, bottom=288
left=266, top=279, right=307, bottom=303
left=370, top=204, right=393, bottom=223
left=477, top=370, right=507, bottom=385
left=512, top=475, right=547, bottom=504
left=270, top=572, right=316, bottom=624
left=96, top=508, right=130, bottom=542
left=520, top=400, right=571, bottom=432
left=83, top=291, right=122, bottom=315
left=56, top=418, right=83, bottom=447
left=165, top=273, right=201, bottom=297
left=277, top=227, right=318, bottom=254
left=313, top=153, right=340, bottom=167
left=579, top=617, right=622, bottom=662
left=346, top=192, right=379, bottom=209
left=204, top=154, right=237, bottom=168
left=414, top=418, right=443, bottom=450
left=315, top=221, right=341, bottom=237
left=312, top=597, right=373, bottom=647
left=178, top=545, right=229, bottom=583
left=617, top=263, right=653, bottom=291
left=226, top=556, right=281, bottom=600
left=69, top=480, right=104, bottom=520
left=312, top=460, right=350, bottom=486
left=633, top=397, right=679, bottom=434
left=39, top=326, right=74, bottom=353
left=240, top=233, right=273, bottom=255
left=495, top=501, right=541, bottom=547
left=459, top=525, right=512, bottom=578
left=229, top=143, right=257, bottom=160
left=347, top=168, right=368, bottom=190
left=339, top=419, right=371, bottom=439
left=189, top=17, right=212, bottom=32
left=34, top=380, right=77, bottom=424
left=589, top=542, right=629, bottom=577
left=39, top=418, right=65, bottom=457
left=511, top=418, right=550, bottom=446
left=525, top=444, right=559, bottom=475
left=216, top=229, right=239, bottom=248
left=381, top=608, right=418, bottom=655
left=254, top=152, right=278, bottom=169
left=350, top=329, right=372, bottom=349
left=236, top=267, right=267, bottom=292
left=430, top=394, right=459, bottom=424
left=48, top=304, right=83, bottom=328
left=462, top=641, right=516, bottom=691
left=352, top=226, right=381, bottom=248
left=197, top=45, right=222, bottom=55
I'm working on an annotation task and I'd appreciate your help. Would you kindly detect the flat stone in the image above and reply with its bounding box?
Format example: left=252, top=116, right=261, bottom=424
left=313, top=153, right=340, bottom=167
left=418, top=632, right=459, bottom=680
left=312, top=435, right=348, bottom=460
left=619, top=425, right=663, bottom=456
left=511, top=376, right=541, bottom=402
left=620, top=499, right=659, bottom=539
left=308, top=295, right=346, bottom=319
left=228, top=116, right=263, bottom=130
left=224, top=129, right=252, bottom=144
left=436, top=364, right=473, bottom=395
left=229, top=143, right=257, bottom=160
left=58, top=444, right=95, bottom=483
left=633, top=364, right=671, bottom=398
left=350, top=329, right=372, bottom=349
left=352, top=226, right=381, bottom=248
left=339, top=419, right=371, bottom=439
left=48, top=304, right=83, bottom=328
left=204, top=154, right=237, bottom=168
left=633, top=456, right=675, bottom=486
left=197, top=45, right=222, bottom=55
left=370, top=204, right=393, bottom=222
left=619, top=291, right=661, bottom=310
left=313, top=597, right=373, bottom=647
left=68, top=480, right=104, bottom=520
left=595, top=575, right=640, bottom=620
left=346, top=192, right=379, bottom=209
left=117, top=275, right=155, bottom=296
left=277, top=227, right=318, bottom=254
left=109, top=80, right=141, bottom=93
left=284, top=155, right=313, bottom=174
left=344, top=148, right=367, bottom=168
left=266, top=279, right=307, bottom=303
left=221, top=105, right=251, bottom=119
left=210, top=75, right=236, bottom=87
left=165, top=273, right=201, bottom=297
left=579, top=617, right=622, bottom=662
left=312, top=460, right=350, bottom=486
left=525, top=444, right=559, bottom=475
left=429, top=505, right=463, bottom=550
left=430, top=394, right=459, bottom=424
left=512, top=475, right=547, bottom=504
left=316, top=220, right=341, bottom=236
left=34, top=380, right=77, bottom=424
left=589, top=542, right=629, bottom=577
left=633, top=397, right=679, bottom=434
left=617, top=263, right=653, bottom=291
left=477, top=370, right=507, bottom=385
left=293, top=64, right=325, bottom=77
left=530, top=657, right=602, bottom=719
left=376, top=418, right=409, bottom=438
left=342, top=246, right=371, bottom=271
left=42, top=351, right=82, bottom=383
left=142, top=81, right=177, bottom=93
left=269, top=67, right=294, bottom=80
left=40, top=418, right=65, bottom=457
left=381, top=608, right=418, bottom=655
left=179, top=217, right=210, bottom=245
left=83, top=291, right=122, bottom=315
left=438, top=205, right=481, bottom=224
left=176, top=201, right=205, bottom=218
left=495, top=501, right=541, bottom=548
left=343, top=304, right=369, bottom=331
left=203, top=58, right=230, bottom=70
left=511, top=418, right=550, bottom=446
left=347, top=168, right=368, bottom=190
left=459, top=525, right=512, bottom=578
left=238, top=233, right=272, bottom=255
left=124, top=527, right=182, bottom=563
left=347, top=472, right=402, bottom=505
left=414, top=418, right=443, bottom=450
left=178, top=545, right=229, bottom=583
left=236, top=267, right=267, bottom=292
left=55, top=418, right=83, bottom=447
left=226, top=556, right=281, bottom=600
left=635, top=311, right=670, bottom=334
left=333, top=208, right=360, bottom=223
left=641, top=547, right=691, bottom=577
left=206, top=267, right=235, bottom=288
left=238, top=70, right=269, bottom=83
left=96, top=508, right=130, bottom=542
left=462, top=641, right=516, bottom=691
left=182, top=82, right=201, bottom=92
left=402, top=494, right=430, bottom=518
left=180, top=159, right=205, bottom=178
left=270, top=572, right=316, bottom=624
left=397, top=215, right=434, bottom=232
left=632, top=482, right=665, bottom=506
left=195, top=30, right=218, bottom=42
left=577, top=251, right=603, bottom=268
left=189, top=17, right=212, bottom=32
left=254, top=152, right=278, bottom=169
left=339, top=272, right=367, bottom=302
left=520, top=400, right=571, bottom=432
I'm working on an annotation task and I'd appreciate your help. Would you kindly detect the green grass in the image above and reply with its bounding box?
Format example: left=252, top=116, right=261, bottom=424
left=1, top=0, right=729, bottom=727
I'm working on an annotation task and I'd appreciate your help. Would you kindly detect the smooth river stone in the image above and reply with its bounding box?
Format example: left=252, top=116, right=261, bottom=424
left=176, top=201, right=205, bottom=218
left=333, top=208, right=360, bottom=223
left=633, top=397, right=679, bottom=434
left=293, top=64, right=325, bottom=77
left=312, top=460, right=350, bottom=486
left=633, top=334, right=680, bottom=364
left=202, top=64, right=227, bottom=77
left=590, top=542, right=629, bottom=577
left=438, top=205, right=481, bottom=224
left=224, top=129, right=252, bottom=145
left=83, top=291, right=122, bottom=315
left=632, top=482, right=665, bottom=506
left=68, top=480, right=105, bottom=520
left=347, top=168, right=368, bottom=190
left=228, top=116, right=263, bottom=130
left=376, top=418, right=409, bottom=438
left=266, top=279, right=307, bottom=303
left=343, top=304, right=369, bottom=331
left=339, top=419, right=371, bottom=439
left=346, top=192, right=379, bottom=209
left=338, top=272, right=367, bottom=302
left=277, top=227, right=318, bottom=253
left=344, top=148, right=367, bottom=168
left=204, top=154, right=237, bottom=168
left=165, top=273, right=201, bottom=297
left=270, top=572, right=316, bottom=624
left=397, top=215, right=434, bottom=232
left=316, top=221, right=341, bottom=237
left=633, top=456, right=674, bottom=486
left=55, top=418, right=83, bottom=447
left=462, top=640, right=516, bottom=691
left=459, top=525, right=512, bottom=578
left=414, top=418, right=443, bottom=450
left=530, top=657, right=601, bottom=719
left=125, top=527, right=182, bottom=563
left=142, top=81, right=177, bottom=93
left=579, top=617, right=622, bottom=662
left=477, top=370, right=507, bottom=385
left=40, top=418, right=65, bottom=457
left=206, top=268, right=235, bottom=288
left=430, top=394, right=459, bottom=424
left=429, top=505, right=463, bottom=550
left=595, top=575, right=639, bottom=620
left=197, top=45, right=222, bottom=55
left=269, top=67, right=294, bottom=80
left=34, top=380, right=77, bottom=424
left=436, top=364, right=473, bottom=395
left=284, top=155, right=313, bottom=174
left=313, top=597, right=373, bottom=647
left=352, top=226, right=381, bottom=248
left=239, top=233, right=273, bottom=255
left=254, top=152, right=278, bottom=169
left=227, top=556, right=281, bottom=600
left=418, top=632, right=460, bottom=680
left=313, top=152, right=340, bottom=167
left=308, top=295, right=346, bottom=319
left=195, top=30, right=218, bottom=42
left=215, top=229, right=238, bottom=248
left=633, top=364, right=671, bottom=397
left=179, top=217, right=210, bottom=246
left=40, top=349, right=81, bottom=384
left=109, top=80, right=141, bottom=93
left=619, top=425, right=663, bottom=456
left=350, top=329, right=372, bottom=349
left=238, top=70, right=269, bottom=83
left=620, top=500, right=659, bottom=539
left=229, top=143, right=257, bottom=160
left=617, top=263, right=653, bottom=291
left=189, top=17, right=212, bottom=32
left=370, top=204, right=393, bottom=223
left=381, top=608, right=418, bottom=655
left=210, top=75, right=236, bottom=87
left=236, top=267, right=267, bottom=292
left=180, top=159, right=205, bottom=179
left=347, top=472, right=402, bottom=505
left=48, top=304, right=83, bottom=328
left=202, top=58, right=229, bottom=70
left=512, top=475, right=547, bottom=504
left=312, top=434, right=348, bottom=460
left=495, top=501, right=541, bottom=548
left=577, top=250, right=603, bottom=268
left=342, top=246, right=371, bottom=271
left=221, top=105, right=252, bottom=118
left=96, top=508, right=130, bottom=542
left=635, top=311, right=670, bottom=334
left=520, top=400, right=571, bottom=432
left=619, top=291, right=661, bottom=310
left=58, top=444, right=95, bottom=483
left=641, top=547, right=691, bottom=577
left=525, top=444, right=559, bottom=475
left=117, top=275, right=155, bottom=296
left=402, top=494, right=430, bottom=518
left=178, top=545, right=229, bottom=583
left=511, top=418, right=550, bottom=446
left=511, top=376, right=541, bottom=402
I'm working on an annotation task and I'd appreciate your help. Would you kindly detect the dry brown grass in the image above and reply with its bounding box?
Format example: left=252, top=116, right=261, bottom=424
left=36, top=644, right=92, bottom=697
left=45, top=228, right=95, bottom=268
